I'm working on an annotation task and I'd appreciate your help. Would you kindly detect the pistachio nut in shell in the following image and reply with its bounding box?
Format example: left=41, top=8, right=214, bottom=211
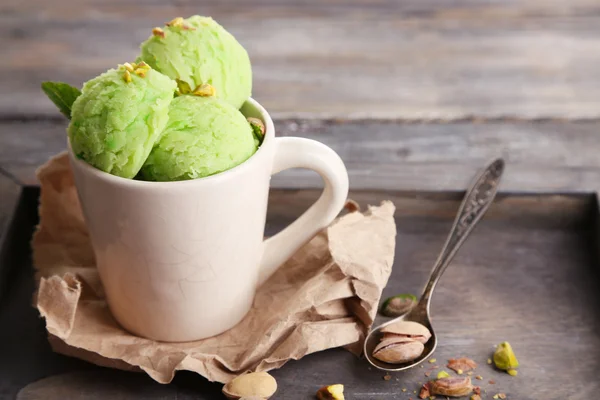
left=222, top=372, right=277, bottom=399
left=380, top=320, right=432, bottom=344
left=316, top=384, right=345, bottom=400
left=493, top=342, right=519, bottom=372
left=373, top=337, right=425, bottom=364
left=380, top=294, right=417, bottom=317
left=429, top=377, right=473, bottom=397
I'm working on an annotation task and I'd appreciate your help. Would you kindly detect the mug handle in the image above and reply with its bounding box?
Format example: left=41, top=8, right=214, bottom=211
left=258, top=137, right=349, bottom=286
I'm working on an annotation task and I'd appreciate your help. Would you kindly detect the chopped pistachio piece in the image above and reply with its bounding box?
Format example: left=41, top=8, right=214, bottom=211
left=436, top=371, right=450, bottom=379
left=316, top=384, right=344, bottom=400
left=123, top=70, right=132, bottom=83
left=152, top=27, right=165, bottom=38
left=166, top=17, right=184, bottom=27
left=192, top=83, right=216, bottom=97
left=176, top=79, right=192, bottom=95
left=493, top=342, right=519, bottom=374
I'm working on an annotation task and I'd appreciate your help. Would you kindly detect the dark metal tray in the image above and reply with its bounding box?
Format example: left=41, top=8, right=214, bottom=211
left=1, top=188, right=599, bottom=399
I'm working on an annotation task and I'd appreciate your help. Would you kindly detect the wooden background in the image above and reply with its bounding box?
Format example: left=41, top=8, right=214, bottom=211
left=2, top=0, right=600, bottom=399
left=1, top=0, right=600, bottom=194
left=2, top=0, right=600, bottom=119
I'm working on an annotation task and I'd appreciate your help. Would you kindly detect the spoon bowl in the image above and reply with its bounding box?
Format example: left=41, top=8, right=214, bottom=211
left=364, top=306, right=436, bottom=371
left=363, top=158, right=505, bottom=372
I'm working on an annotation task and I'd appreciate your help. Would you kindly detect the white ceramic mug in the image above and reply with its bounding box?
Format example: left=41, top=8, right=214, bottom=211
left=67, top=98, right=349, bottom=342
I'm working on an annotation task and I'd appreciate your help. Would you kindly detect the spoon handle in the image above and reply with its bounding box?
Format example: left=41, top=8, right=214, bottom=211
left=417, top=158, right=505, bottom=310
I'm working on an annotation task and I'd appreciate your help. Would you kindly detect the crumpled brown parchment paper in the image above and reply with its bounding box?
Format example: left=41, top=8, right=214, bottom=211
left=32, top=152, right=396, bottom=384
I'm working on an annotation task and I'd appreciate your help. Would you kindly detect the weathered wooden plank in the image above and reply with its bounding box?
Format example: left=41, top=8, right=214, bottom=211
left=267, top=190, right=594, bottom=230
left=2, top=119, right=600, bottom=193
left=5, top=190, right=600, bottom=399
left=0, top=172, right=20, bottom=242
left=2, top=0, right=600, bottom=118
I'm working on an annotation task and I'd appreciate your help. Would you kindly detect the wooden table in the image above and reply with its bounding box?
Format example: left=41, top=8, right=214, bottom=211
left=2, top=1, right=600, bottom=399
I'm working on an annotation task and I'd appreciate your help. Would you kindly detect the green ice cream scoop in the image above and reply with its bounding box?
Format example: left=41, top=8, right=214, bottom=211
left=140, top=94, right=257, bottom=181
left=138, top=16, right=252, bottom=109
left=68, top=64, right=176, bottom=178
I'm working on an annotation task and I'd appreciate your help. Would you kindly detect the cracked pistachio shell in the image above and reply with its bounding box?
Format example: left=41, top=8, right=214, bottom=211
left=222, top=372, right=277, bottom=400
left=430, top=377, right=474, bottom=397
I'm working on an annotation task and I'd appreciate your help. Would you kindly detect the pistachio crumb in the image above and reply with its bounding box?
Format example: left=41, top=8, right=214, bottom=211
left=152, top=27, right=165, bottom=38
left=487, top=359, right=492, bottom=365
left=488, top=380, right=496, bottom=385
left=166, top=17, right=184, bottom=27
left=498, top=394, right=507, bottom=399
left=429, top=359, right=437, bottom=363
left=193, top=83, right=216, bottom=97
left=122, top=70, right=132, bottom=83
left=123, top=62, right=134, bottom=72
left=467, top=371, right=473, bottom=376
left=436, top=371, right=450, bottom=379
left=383, top=374, right=391, bottom=381
left=134, top=68, right=147, bottom=78
left=402, top=388, right=407, bottom=392
left=176, top=79, right=192, bottom=95
left=507, top=369, right=518, bottom=377
left=475, top=375, right=483, bottom=380
left=457, top=369, right=463, bottom=375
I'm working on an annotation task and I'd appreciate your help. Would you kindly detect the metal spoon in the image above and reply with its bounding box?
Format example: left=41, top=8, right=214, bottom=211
left=363, top=158, right=505, bottom=371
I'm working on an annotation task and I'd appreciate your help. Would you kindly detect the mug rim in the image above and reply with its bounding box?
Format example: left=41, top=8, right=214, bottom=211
left=67, top=97, right=275, bottom=188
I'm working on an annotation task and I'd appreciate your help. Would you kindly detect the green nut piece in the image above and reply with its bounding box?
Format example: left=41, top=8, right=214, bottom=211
left=493, top=342, right=519, bottom=372
left=437, top=370, right=451, bottom=379
left=380, top=294, right=417, bottom=317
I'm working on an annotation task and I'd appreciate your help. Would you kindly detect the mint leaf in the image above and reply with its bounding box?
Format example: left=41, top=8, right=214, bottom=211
left=41, top=81, right=81, bottom=120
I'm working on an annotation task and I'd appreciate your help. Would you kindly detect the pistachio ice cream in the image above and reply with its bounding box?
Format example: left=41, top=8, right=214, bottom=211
left=52, top=15, right=258, bottom=182
left=140, top=93, right=258, bottom=181
left=68, top=63, right=176, bottom=178
left=139, top=16, right=252, bottom=109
